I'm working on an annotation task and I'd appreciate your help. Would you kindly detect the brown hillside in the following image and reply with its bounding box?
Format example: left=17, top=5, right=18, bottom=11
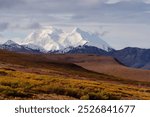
left=0, top=50, right=150, bottom=82
left=1, top=50, right=150, bottom=99
left=40, top=54, right=150, bottom=82
left=74, top=55, right=150, bottom=82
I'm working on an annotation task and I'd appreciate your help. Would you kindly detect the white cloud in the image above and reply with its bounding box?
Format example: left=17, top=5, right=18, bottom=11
left=106, top=0, right=122, bottom=4
left=0, top=0, right=150, bottom=49
left=105, top=0, right=130, bottom=4
left=105, top=0, right=150, bottom=4
left=144, top=0, right=150, bottom=4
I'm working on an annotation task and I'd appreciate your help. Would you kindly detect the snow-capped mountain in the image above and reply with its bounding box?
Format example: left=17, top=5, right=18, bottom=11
left=58, top=28, right=87, bottom=49
left=1, top=40, right=150, bottom=70
left=23, top=26, right=112, bottom=52
left=23, top=26, right=64, bottom=51
left=65, top=28, right=112, bottom=51
left=0, top=40, right=45, bottom=53
left=1, top=40, right=22, bottom=49
left=22, top=44, right=46, bottom=53
left=4, top=40, right=18, bottom=46
left=52, top=45, right=109, bottom=55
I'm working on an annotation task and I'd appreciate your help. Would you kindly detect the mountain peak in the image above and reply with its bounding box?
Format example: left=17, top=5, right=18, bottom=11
left=23, top=26, right=112, bottom=51
left=42, top=26, right=63, bottom=34
left=72, top=27, right=83, bottom=33
left=4, top=40, right=17, bottom=45
left=23, top=26, right=64, bottom=51
left=70, top=28, right=112, bottom=51
left=23, top=43, right=46, bottom=52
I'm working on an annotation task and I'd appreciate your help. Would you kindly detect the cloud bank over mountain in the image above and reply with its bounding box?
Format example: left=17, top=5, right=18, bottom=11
left=0, top=0, right=150, bottom=49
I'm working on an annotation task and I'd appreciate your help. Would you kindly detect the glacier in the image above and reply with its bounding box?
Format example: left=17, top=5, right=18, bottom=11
left=22, top=26, right=112, bottom=52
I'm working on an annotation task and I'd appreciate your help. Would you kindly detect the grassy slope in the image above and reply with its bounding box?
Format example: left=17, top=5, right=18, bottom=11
left=0, top=50, right=150, bottom=100
left=76, top=56, right=150, bottom=82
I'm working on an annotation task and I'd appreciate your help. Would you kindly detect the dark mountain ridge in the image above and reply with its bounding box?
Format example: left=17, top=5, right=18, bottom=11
left=0, top=40, right=150, bottom=70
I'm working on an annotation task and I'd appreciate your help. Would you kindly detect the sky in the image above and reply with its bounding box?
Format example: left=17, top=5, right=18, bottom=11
left=0, top=0, right=150, bottom=49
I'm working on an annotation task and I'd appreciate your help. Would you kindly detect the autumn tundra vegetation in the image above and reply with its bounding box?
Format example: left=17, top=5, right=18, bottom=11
left=0, top=50, right=150, bottom=100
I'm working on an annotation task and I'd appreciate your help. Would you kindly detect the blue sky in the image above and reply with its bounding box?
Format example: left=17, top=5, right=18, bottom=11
left=0, top=0, right=150, bottom=49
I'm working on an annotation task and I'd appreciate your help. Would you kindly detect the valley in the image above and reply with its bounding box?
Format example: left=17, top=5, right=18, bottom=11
left=0, top=50, right=150, bottom=100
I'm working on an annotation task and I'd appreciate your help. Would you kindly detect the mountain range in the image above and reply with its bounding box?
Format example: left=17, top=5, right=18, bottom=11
left=0, top=40, right=45, bottom=53
left=23, top=26, right=112, bottom=52
left=0, top=27, right=150, bottom=70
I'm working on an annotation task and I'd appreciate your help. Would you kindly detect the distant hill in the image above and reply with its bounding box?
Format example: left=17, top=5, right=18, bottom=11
left=110, top=47, right=150, bottom=70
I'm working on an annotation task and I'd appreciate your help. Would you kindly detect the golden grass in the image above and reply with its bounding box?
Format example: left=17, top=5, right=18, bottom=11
left=0, top=69, right=150, bottom=100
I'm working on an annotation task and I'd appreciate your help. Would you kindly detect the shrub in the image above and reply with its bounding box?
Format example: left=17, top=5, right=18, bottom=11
left=0, top=71, right=8, bottom=76
left=80, top=95, right=89, bottom=100
left=0, top=82, right=19, bottom=88
left=2, top=88, right=31, bottom=98
left=88, top=92, right=108, bottom=100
